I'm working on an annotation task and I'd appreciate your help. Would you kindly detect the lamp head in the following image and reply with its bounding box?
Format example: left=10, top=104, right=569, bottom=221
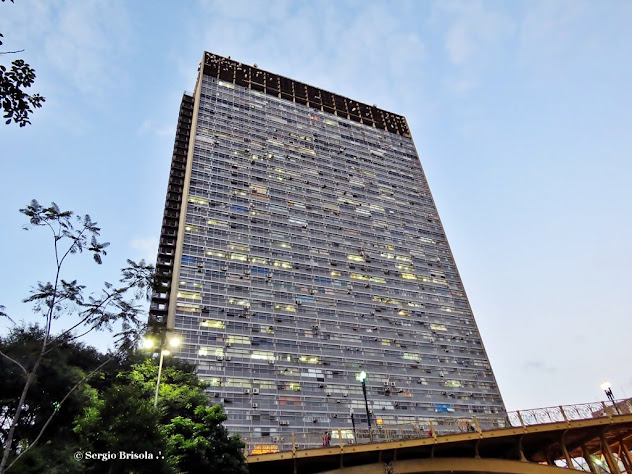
left=600, top=381, right=611, bottom=391
left=141, top=337, right=155, bottom=349
left=168, top=335, right=182, bottom=348
left=356, top=371, right=367, bottom=382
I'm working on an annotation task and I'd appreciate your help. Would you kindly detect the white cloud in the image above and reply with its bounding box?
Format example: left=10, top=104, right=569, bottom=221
left=439, top=0, right=515, bottom=66
left=130, top=236, right=159, bottom=264
left=1, top=0, right=134, bottom=98
left=184, top=0, right=427, bottom=114
left=138, top=120, right=174, bottom=137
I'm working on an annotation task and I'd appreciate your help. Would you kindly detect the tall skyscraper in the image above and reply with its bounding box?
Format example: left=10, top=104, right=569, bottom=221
left=151, top=52, right=504, bottom=438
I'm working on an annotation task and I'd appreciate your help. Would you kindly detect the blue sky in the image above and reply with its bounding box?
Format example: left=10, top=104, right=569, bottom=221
left=1, top=0, right=631, bottom=412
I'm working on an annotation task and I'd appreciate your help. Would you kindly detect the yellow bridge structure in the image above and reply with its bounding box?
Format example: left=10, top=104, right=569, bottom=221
left=245, top=399, right=632, bottom=473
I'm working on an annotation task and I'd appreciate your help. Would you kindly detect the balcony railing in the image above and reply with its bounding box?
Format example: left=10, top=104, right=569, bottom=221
left=244, top=399, right=632, bottom=456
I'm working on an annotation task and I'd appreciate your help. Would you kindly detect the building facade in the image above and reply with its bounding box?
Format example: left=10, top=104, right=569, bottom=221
left=151, top=52, right=504, bottom=438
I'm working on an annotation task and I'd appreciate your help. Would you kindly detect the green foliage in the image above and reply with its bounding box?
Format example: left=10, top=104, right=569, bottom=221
left=1, top=1, right=45, bottom=127
left=74, top=359, right=248, bottom=474
left=164, top=406, right=248, bottom=474
left=0, top=59, right=45, bottom=126
left=0, top=200, right=154, bottom=473
left=0, top=326, right=119, bottom=473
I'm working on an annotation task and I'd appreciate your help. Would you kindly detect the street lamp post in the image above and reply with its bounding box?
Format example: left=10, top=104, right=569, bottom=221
left=143, top=333, right=181, bottom=408
left=600, top=382, right=620, bottom=415
left=154, top=348, right=169, bottom=408
left=350, top=407, right=356, bottom=440
left=357, top=371, right=371, bottom=429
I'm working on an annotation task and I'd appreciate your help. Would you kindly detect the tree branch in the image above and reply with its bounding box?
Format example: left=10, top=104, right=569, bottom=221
left=4, top=351, right=121, bottom=472
left=0, top=349, right=27, bottom=375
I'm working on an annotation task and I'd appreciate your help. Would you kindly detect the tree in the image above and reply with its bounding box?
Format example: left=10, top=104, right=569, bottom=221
left=74, top=359, right=248, bottom=474
left=164, top=405, right=248, bottom=474
left=0, top=200, right=153, bottom=474
left=0, top=326, right=133, bottom=473
left=1, top=0, right=45, bottom=126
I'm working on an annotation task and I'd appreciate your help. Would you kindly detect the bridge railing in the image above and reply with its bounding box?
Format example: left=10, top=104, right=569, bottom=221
left=244, top=398, right=632, bottom=457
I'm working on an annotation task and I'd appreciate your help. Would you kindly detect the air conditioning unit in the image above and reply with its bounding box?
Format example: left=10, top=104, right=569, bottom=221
left=326, top=391, right=332, bottom=397
left=252, top=403, right=258, bottom=408
left=273, top=437, right=280, bottom=442
left=390, top=382, right=397, bottom=387
left=252, top=388, right=260, bottom=395
left=383, top=381, right=389, bottom=386
left=221, top=266, right=228, bottom=271
left=268, top=359, right=274, bottom=364
left=225, top=356, right=232, bottom=361
left=279, top=421, right=289, bottom=426
left=342, top=392, right=348, bottom=397
left=312, top=418, right=318, bottom=423
left=244, top=270, right=250, bottom=275
left=332, top=414, right=338, bottom=418
left=225, top=342, right=231, bottom=347
left=216, top=356, right=224, bottom=361
left=244, top=388, right=250, bottom=394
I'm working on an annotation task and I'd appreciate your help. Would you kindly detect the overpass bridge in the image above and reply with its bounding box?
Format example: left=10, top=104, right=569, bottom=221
left=245, top=399, right=632, bottom=473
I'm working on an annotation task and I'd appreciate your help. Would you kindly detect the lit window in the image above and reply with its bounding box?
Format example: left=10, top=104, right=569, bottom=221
left=330, top=271, right=341, bottom=277
left=227, top=335, right=251, bottom=345
left=347, top=254, right=366, bottom=262
left=398, top=310, right=411, bottom=317
left=201, top=320, right=225, bottom=329
left=250, top=256, right=268, bottom=264
left=228, top=298, right=250, bottom=308
left=381, top=252, right=395, bottom=259
left=273, top=260, right=292, bottom=269
left=350, top=273, right=369, bottom=281
left=176, top=303, right=200, bottom=312
left=230, top=253, right=248, bottom=261
left=188, top=196, right=209, bottom=205
left=228, top=243, right=250, bottom=252
left=299, top=355, right=321, bottom=364
left=381, top=339, right=391, bottom=346
left=430, top=324, right=447, bottom=331
left=274, top=304, right=296, bottom=312
left=206, top=249, right=227, bottom=258
left=177, top=291, right=201, bottom=300
left=208, top=219, right=229, bottom=228
left=395, top=255, right=412, bottom=262
left=218, top=80, right=234, bottom=89
left=445, top=380, right=462, bottom=388
left=251, top=351, right=275, bottom=361
left=370, top=277, right=386, bottom=283
left=184, top=225, right=198, bottom=232
left=401, top=273, right=417, bottom=280
left=396, top=264, right=415, bottom=271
